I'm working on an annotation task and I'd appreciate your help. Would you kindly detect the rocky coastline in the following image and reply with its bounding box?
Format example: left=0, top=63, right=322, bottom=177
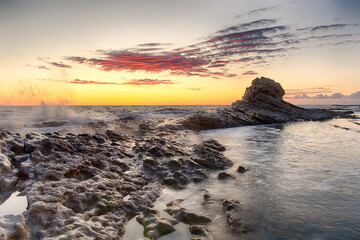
left=182, top=77, right=353, bottom=130
left=0, top=77, right=354, bottom=239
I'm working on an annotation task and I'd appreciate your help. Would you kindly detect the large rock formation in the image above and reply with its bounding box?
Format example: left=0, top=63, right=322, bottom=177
left=183, top=77, right=353, bottom=130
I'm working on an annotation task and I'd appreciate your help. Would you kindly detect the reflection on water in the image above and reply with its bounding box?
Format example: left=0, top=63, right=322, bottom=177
left=134, top=117, right=360, bottom=239
left=0, top=191, right=27, bottom=217
left=200, top=118, right=360, bottom=239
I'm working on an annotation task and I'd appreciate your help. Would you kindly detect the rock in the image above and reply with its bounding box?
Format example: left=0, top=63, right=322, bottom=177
left=136, top=208, right=176, bottom=239
left=0, top=131, right=24, bottom=156
left=0, top=215, right=28, bottom=240
left=136, top=137, right=219, bottom=189
left=222, top=198, right=251, bottom=234
left=0, top=153, right=18, bottom=193
left=165, top=199, right=212, bottom=225
left=242, top=76, right=284, bottom=101
left=237, top=166, right=247, bottom=173
left=192, top=141, right=232, bottom=170
left=189, top=225, right=214, bottom=240
left=183, top=77, right=353, bottom=130
left=0, top=124, right=232, bottom=239
left=218, top=172, right=233, bottom=180
left=203, top=190, right=211, bottom=201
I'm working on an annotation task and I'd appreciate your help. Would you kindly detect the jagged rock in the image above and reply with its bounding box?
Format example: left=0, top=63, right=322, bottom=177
left=189, top=225, right=214, bottom=240
left=0, top=126, right=231, bottom=239
left=192, top=140, right=232, bottom=170
left=0, top=215, right=28, bottom=240
left=136, top=137, right=229, bottom=189
left=165, top=199, right=212, bottom=225
left=183, top=77, right=353, bottom=130
left=218, top=172, right=233, bottom=180
left=0, top=153, right=18, bottom=193
left=136, top=208, right=176, bottom=239
left=203, top=190, right=211, bottom=201
left=223, top=198, right=251, bottom=234
left=0, top=131, right=24, bottom=156
left=237, top=166, right=247, bottom=173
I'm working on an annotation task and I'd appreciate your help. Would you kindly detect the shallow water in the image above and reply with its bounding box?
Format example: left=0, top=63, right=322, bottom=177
left=200, top=118, right=360, bottom=239
left=123, top=113, right=360, bottom=239
left=0, top=191, right=27, bottom=217
left=0, top=105, right=224, bottom=135
left=146, top=117, right=360, bottom=239
left=1, top=105, right=359, bottom=239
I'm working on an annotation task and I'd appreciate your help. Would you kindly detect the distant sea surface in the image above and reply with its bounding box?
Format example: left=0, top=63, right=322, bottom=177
left=1, top=104, right=360, bottom=239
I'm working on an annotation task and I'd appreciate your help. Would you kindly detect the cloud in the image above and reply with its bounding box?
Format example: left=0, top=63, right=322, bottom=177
left=349, top=91, right=360, bottom=98
left=187, top=88, right=202, bottom=91
left=313, top=93, right=344, bottom=99
left=70, top=79, right=121, bottom=85
left=137, top=43, right=172, bottom=47
left=215, top=19, right=277, bottom=35
left=285, top=87, right=333, bottom=96
left=122, top=79, right=175, bottom=86
left=38, top=66, right=50, bottom=70
left=49, top=62, right=72, bottom=68
left=39, top=78, right=175, bottom=86
left=242, top=71, right=258, bottom=75
left=310, top=24, right=358, bottom=32
left=133, top=48, right=165, bottom=52
left=236, top=6, right=279, bottom=18
left=63, top=15, right=359, bottom=79
left=285, top=91, right=360, bottom=99
left=332, top=40, right=360, bottom=46
left=69, top=50, right=210, bottom=76
left=65, top=56, right=87, bottom=63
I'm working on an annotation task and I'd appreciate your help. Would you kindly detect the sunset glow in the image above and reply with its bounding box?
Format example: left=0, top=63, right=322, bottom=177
left=1, top=0, right=359, bottom=106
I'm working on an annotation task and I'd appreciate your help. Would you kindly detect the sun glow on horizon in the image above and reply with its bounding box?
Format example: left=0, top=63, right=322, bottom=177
left=0, top=0, right=359, bottom=106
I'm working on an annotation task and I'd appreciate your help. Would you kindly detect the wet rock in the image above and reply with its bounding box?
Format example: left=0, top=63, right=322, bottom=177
left=0, top=215, right=28, bottom=240
left=0, top=125, right=233, bottom=239
left=0, top=153, right=18, bottom=192
left=106, top=130, right=128, bottom=142
left=167, top=160, right=181, bottom=171
left=218, top=172, right=233, bottom=180
left=202, top=139, right=226, bottom=152
left=223, top=198, right=251, bottom=234
left=32, top=121, right=68, bottom=128
left=0, top=131, right=24, bottom=156
left=189, top=225, right=214, bottom=240
left=166, top=199, right=212, bottom=225
left=136, top=208, right=176, bottom=239
left=136, top=137, right=217, bottom=189
left=237, top=166, right=247, bottom=173
left=183, top=77, right=353, bottom=130
left=203, top=190, right=211, bottom=201
left=192, top=141, right=232, bottom=170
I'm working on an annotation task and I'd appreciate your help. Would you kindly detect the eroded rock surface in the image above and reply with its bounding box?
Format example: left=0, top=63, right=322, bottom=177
left=165, top=199, right=212, bottom=225
left=183, top=77, right=353, bottom=130
left=0, top=125, right=230, bottom=239
left=189, top=225, right=214, bottom=240
left=0, top=215, right=28, bottom=240
left=223, top=198, right=251, bottom=234
left=136, top=208, right=176, bottom=239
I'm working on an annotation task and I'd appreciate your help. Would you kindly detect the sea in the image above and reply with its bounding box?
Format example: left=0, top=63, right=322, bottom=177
left=0, top=104, right=359, bottom=239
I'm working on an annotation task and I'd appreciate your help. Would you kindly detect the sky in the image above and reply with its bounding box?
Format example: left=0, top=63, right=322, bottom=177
left=0, top=0, right=359, bottom=105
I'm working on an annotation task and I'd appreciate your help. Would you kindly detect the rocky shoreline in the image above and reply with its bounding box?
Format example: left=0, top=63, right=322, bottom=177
left=0, top=77, right=354, bottom=239
left=182, top=77, right=353, bottom=130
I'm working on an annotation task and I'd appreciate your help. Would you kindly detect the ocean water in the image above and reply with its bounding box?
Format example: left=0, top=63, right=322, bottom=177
left=1, top=104, right=359, bottom=239
left=0, top=105, right=222, bottom=135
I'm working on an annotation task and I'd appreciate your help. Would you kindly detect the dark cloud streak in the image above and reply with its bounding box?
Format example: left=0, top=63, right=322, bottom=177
left=49, top=62, right=72, bottom=68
